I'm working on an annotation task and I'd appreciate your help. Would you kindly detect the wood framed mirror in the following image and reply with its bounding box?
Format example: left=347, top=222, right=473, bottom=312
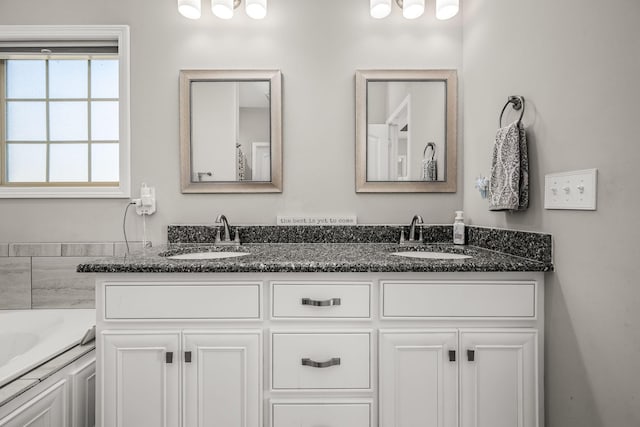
left=355, top=69, right=457, bottom=193
left=179, top=69, right=282, bottom=193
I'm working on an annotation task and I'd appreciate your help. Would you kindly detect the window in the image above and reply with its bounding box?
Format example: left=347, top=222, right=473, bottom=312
left=0, top=26, right=130, bottom=198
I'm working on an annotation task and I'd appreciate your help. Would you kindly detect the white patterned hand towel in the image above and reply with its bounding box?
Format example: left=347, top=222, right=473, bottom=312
left=488, top=121, right=529, bottom=211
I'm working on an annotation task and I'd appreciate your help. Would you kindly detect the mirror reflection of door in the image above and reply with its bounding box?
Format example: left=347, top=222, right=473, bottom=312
left=190, top=80, right=270, bottom=182
left=366, top=80, right=445, bottom=182
left=251, top=142, right=270, bottom=181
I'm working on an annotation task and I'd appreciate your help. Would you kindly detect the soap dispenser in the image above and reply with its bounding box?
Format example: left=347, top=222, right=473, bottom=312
left=453, top=211, right=465, bottom=245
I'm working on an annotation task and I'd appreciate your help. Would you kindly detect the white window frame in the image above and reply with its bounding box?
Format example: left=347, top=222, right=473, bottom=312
left=0, top=25, right=130, bottom=198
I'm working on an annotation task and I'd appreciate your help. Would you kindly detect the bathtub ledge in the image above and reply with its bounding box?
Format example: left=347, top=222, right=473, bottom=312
left=0, top=343, right=95, bottom=408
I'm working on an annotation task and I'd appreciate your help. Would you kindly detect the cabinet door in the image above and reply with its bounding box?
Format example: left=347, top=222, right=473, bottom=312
left=460, top=330, right=538, bottom=427
left=183, top=330, right=261, bottom=427
left=379, top=330, right=458, bottom=427
left=101, top=331, right=180, bottom=427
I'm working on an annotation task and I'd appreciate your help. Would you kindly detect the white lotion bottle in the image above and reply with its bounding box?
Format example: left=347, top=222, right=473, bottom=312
left=453, top=210, right=465, bottom=245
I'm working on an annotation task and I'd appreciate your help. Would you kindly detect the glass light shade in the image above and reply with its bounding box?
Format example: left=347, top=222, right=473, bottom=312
left=212, top=0, right=234, bottom=19
left=246, top=0, right=267, bottom=19
left=370, top=0, right=391, bottom=19
left=178, top=0, right=201, bottom=19
left=436, top=0, right=459, bottom=20
left=403, top=0, right=425, bottom=19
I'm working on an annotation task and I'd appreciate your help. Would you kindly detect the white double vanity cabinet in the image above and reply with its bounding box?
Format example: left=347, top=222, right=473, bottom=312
left=95, top=271, right=544, bottom=427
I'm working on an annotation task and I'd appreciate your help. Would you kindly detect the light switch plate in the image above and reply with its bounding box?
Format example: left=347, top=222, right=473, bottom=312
left=544, top=169, right=597, bottom=210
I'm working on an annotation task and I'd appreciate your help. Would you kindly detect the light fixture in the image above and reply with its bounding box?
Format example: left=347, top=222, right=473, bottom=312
left=370, top=0, right=459, bottom=20
left=178, top=0, right=202, bottom=19
left=401, top=0, right=425, bottom=19
left=245, top=0, right=267, bottom=19
left=436, top=0, right=459, bottom=20
left=179, top=0, right=266, bottom=20
left=370, top=0, right=392, bottom=19
left=211, top=0, right=237, bottom=19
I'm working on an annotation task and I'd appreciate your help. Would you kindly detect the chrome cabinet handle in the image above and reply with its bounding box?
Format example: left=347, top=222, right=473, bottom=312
left=301, top=357, right=341, bottom=368
left=301, top=298, right=341, bottom=307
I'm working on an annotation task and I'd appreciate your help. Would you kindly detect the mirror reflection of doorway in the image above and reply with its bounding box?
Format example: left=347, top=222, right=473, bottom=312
left=251, top=142, right=270, bottom=181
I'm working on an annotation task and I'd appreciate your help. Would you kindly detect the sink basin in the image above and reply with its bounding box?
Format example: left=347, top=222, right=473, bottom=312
left=167, top=251, right=249, bottom=260
left=391, top=251, right=472, bottom=260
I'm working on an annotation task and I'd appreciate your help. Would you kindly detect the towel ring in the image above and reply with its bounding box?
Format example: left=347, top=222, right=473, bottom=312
left=423, top=142, right=436, bottom=161
left=499, top=95, right=525, bottom=127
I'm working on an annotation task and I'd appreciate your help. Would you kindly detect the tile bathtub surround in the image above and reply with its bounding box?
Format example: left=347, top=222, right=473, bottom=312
left=31, top=257, right=102, bottom=309
left=61, top=242, right=115, bottom=257
left=168, top=224, right=455, bottom=244
left=0, top=241, right=147, bottom=310
left=9, top=243, right=62, bottom=257
left=0, top=258, right=31, bottom=309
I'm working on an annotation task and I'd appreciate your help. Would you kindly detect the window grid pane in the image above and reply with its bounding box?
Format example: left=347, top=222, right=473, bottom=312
left=3, top=58, right=119, bottom=185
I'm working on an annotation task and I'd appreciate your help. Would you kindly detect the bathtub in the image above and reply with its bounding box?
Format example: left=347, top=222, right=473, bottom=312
left=0, top=309, right=96, bottom=388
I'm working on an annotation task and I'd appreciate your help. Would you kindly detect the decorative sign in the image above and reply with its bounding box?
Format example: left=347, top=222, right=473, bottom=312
left=277, top=216, right=358, bottom=226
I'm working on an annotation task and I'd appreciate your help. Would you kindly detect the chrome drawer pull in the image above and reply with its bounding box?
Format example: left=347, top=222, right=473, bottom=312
left=301, top=298, right=341, bottom=307
left=301, top=357, right=341, bottom=368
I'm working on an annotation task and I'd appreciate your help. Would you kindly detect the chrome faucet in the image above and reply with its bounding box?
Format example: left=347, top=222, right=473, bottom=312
left=215, top=214, right=240, bottom=246
left=400, top=214, right=424, bottom=245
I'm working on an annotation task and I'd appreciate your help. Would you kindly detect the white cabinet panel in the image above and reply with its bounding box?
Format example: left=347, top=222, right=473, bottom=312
left=272, top=332, right=371, bottom=390
left=379, top=330, right=458, bottom=427
left=271, top=282, right=371, bottom=319
left=460, top=330, right=538, bottom=427
left=272, top=401, right=371, bottom=427
left=183, top=331, right=261, bottom=427
left=0, top=380, right=67, bottom=427
left=104, top=283, right=261, bottom=319
left=71, top=358, right=96, bottom=427
left=382, top=281, right=536, bottom=318
left=101, top=331, right=180, bottom=427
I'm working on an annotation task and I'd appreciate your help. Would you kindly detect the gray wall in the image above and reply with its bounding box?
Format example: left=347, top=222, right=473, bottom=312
left=0, top=0, right=463, bottom=244
left=462, top=0, right=640, bottom=426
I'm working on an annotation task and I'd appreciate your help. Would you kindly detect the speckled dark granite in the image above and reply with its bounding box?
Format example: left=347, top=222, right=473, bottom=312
left=467, top=226, right=552, bottom=264
left=77, top=242, right=552, bottom=273
left=167, top=224, right=454, bottom=244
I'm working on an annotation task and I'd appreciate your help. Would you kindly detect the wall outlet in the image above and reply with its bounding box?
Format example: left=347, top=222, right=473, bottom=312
left=135, top=183, right=156, bottom=215
left=544, top=169, right=597, bottom=210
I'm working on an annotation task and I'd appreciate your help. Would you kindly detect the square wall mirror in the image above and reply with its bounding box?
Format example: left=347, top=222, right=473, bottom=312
left=355, top=69, right=457, bottom=192
left=179, top=69, right=282, bottom=193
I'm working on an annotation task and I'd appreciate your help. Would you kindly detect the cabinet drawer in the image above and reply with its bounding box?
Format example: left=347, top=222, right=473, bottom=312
left=271, top=401, right=371, bottom=427
left=382, top=281, right=536, bottom=318
left=271, top=282, right=371, bottom=319
left=272, top=332, right=371, bottom=390
left=104, top=282, right=261, bottom=319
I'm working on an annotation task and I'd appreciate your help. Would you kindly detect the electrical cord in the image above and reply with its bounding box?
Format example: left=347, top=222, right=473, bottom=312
left=122, top=201, right=136, bottom=255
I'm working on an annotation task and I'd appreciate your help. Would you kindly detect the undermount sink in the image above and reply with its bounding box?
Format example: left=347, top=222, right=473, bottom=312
left=391, top=251, right=472, bottom=260
left=167, top=251, right=249, bottom=260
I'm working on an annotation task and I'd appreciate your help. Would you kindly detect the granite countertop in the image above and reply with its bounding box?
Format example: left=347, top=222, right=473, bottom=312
left=77, top=242, right=552, bottom=273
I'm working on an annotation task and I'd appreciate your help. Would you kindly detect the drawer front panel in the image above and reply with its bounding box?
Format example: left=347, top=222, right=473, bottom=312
left=272, top=282, right=371, bottom=318
left=272, top=332, right=371, bottom=390
left=271, top=402, right=371, bottom=427
left=382, top=281, right=536, bottom=318
left=104, top=283, right=261, bottom=319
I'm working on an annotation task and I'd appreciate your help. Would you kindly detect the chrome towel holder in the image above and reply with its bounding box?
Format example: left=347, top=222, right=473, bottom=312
left=499, top=95, right=525, bottom=127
